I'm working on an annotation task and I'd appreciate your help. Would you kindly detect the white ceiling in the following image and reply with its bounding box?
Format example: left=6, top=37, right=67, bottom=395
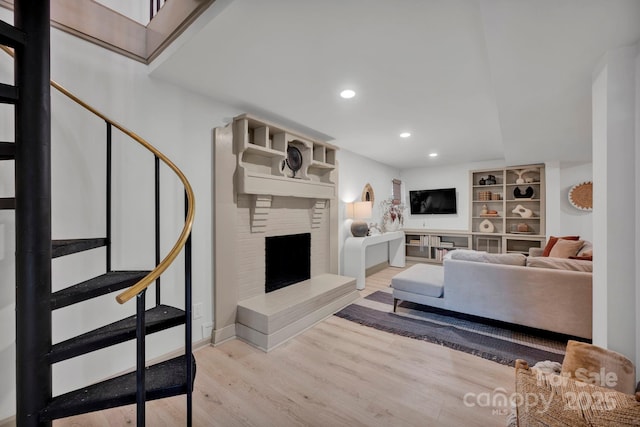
left=150, top=0, right=640, bottom=169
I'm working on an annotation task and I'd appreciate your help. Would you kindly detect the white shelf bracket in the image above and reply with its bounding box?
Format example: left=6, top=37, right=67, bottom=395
left=251, top=195, right=272, bottom=233
left=311, top=199, right=328, bottom=228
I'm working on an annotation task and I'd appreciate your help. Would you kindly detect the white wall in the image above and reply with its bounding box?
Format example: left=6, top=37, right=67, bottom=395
left=545, top=161, right=593, bottom=242
left=592, top=43, right=638, bottom=371
left=0, top=14, right=16, bottom=417
left=0, top=9, right=18, bottom=421
left=0, top=8, right=242, bottom=419
left=337, top=149, right=400, bottom=272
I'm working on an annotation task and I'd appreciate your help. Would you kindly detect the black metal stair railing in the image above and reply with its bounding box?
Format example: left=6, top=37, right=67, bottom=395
left=1, top=6, right=195, bottom=424
left=47, top=76, right=196, bottom=426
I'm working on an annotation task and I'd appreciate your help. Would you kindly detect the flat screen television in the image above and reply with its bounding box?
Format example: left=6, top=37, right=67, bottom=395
left=409, top=188, right=457, bottom=214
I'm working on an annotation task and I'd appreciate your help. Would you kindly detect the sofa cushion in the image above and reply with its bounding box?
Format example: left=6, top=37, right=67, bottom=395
left=391, top=263, right=444, bottom=298
left=526, top=256, right=593, bottom=272
left=450, top=250, right=526, bottom=266
left=577, top=240, right=593, bottom=256
left=542, top=235, right=580, bottom=256
left=548, top=239, right=584, bottom=258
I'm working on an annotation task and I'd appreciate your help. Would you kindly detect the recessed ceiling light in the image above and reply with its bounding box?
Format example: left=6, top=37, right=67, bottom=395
left=400, top=132, right=411, bottom=138
left=429, top=152, right=438, bottom=157
left=340, top=89, right=356, bottom=99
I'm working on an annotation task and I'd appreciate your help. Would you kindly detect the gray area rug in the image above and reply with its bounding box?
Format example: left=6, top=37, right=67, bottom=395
left=334, top=289, right=578, bottom=366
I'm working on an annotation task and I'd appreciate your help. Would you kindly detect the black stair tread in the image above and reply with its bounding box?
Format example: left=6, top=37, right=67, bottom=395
left=0, top=19, right=26, bottom=47
left=40, top=354, right=196, bottom=422
left=51, top=270, right=150, bottom=310
left=48, top=304, right=186, bottom=364
left=0, top=197, right=14, bottom=210
left=52, top=238, right=107, bottom=258
left=0, top=82, right=18, bottom=104
left=0, top=142, right=15, bottom=160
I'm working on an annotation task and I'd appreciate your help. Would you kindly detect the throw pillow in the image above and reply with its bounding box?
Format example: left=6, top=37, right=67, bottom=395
left=548, top=239, right=584, bottom=258
left=542, top=235, right=580, bottom=257
left=577, top=241, right=593, bottom=257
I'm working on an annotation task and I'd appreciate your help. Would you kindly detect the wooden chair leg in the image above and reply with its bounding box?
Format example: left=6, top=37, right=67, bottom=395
left=393, top=298, right=399, bottom=312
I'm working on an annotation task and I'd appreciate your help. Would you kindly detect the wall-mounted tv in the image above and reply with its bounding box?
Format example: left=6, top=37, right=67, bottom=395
left=409, top=188, right=457, bottom=214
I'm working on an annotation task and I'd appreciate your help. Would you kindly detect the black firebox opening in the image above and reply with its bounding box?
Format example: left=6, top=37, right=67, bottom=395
left=265, top=233, right=311, bottom=293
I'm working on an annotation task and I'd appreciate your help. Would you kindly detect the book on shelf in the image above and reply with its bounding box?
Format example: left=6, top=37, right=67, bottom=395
left=433, top=248, right=449, bottom=262
left=439, top=241, right=455, bottom=248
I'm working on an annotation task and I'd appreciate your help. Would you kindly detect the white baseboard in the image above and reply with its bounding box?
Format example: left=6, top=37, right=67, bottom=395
left=212, top=323, right=236, bottom=346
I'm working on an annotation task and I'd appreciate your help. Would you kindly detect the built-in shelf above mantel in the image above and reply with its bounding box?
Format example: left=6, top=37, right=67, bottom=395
left=233, top=114, right=338, bottom=199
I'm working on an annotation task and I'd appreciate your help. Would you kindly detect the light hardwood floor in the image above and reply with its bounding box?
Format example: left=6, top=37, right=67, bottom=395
left=55, top=264, right=515, bottom=426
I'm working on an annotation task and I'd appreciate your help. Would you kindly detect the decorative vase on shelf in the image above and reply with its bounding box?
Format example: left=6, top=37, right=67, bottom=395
left=384, top=218, right=400, bottom=232
left=380, top=199, right=405, bottom=233
left=512, top=204, right=533, bottom=218
left=479, top=219, right=495, bottom=233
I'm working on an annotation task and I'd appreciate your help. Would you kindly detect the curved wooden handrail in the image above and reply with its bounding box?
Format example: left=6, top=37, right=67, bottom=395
left=1, top=45, right=195, bottom=304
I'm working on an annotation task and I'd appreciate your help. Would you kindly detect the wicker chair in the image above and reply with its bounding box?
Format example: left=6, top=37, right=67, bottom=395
left=514, top=342, right=640, bottom=427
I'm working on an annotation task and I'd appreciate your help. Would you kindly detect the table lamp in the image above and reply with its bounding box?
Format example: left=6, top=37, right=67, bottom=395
left=350, top=201, right=372, bottom=237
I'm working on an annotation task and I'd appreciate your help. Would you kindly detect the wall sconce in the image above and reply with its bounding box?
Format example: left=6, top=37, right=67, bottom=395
left=348, top=201, right=372, bottom=237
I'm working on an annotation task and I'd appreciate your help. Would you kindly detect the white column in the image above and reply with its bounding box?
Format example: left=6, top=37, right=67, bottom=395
left=592, top=45, right=638, bottom=365
left=635, top=46, right=640, bottom=378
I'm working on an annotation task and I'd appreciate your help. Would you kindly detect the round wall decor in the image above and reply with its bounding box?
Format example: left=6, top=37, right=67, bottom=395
left=568, top=181, right=593, bottom=211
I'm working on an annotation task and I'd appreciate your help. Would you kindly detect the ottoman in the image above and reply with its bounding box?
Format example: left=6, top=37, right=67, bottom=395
left=390, top=263, right=444, bottom=311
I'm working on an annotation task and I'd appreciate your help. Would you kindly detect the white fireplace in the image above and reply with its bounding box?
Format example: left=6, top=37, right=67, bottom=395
left=212, top=114, right=358, bottom=350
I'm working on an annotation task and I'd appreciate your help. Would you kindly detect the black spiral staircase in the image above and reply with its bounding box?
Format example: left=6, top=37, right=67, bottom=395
left=1, top=3, right=195, bottom=426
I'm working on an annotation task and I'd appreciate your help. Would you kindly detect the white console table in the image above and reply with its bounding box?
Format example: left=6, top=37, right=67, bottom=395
left=343, top=231, right=406, bottom=290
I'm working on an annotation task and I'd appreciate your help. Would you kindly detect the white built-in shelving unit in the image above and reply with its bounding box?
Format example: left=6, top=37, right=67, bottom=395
left=470, top=164, right=546, bottom=255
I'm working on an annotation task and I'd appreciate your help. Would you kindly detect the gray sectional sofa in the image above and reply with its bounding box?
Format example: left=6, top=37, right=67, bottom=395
left=391, top=250, right=593, bottom=339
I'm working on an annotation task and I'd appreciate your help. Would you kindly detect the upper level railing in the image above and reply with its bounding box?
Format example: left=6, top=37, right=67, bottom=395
left=150, top=0, right=167, bottom=21
left=0, top=0, right=213, bottom=63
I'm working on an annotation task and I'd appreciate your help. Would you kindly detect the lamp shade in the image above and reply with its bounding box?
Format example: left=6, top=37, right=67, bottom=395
left=345, top=202, right=355, bottom=219
left=353, top=201, right=372, bottom=219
